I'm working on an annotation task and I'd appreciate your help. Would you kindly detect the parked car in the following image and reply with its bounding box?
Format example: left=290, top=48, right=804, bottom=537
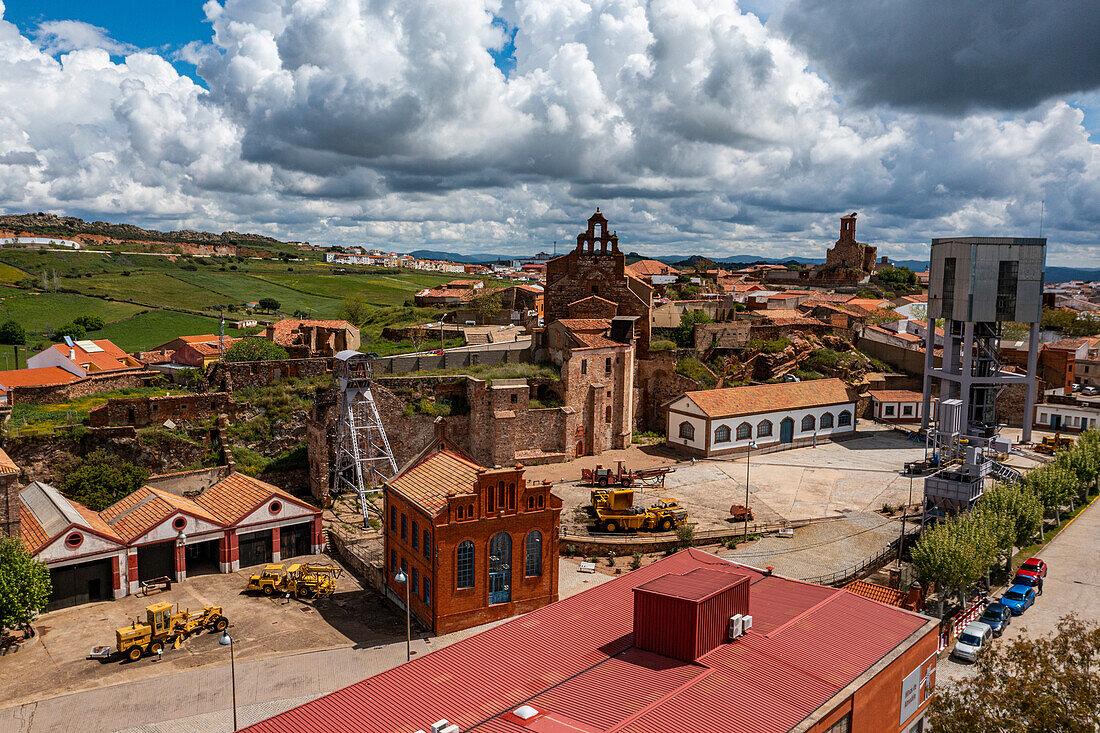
left=1016, top=557, right=1047, bottom=579
left=978, top=602, right=1013, bottom=636
left=1083, top=386, right=1099, bottom=396
left=952, top=622, right=994, bottom=662
left=1012, top=573, right=1043, bottom=595
left=1000, top=585, right=1037, bottom=615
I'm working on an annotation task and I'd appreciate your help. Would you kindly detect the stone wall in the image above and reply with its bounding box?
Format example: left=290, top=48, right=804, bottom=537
left=693, top=322, right=752, bottom=350
left=9, top=371, right=152, bottom=405
left=88, top=392, right=243, bottom=428
left=635, top=351, right=704, bottom=431
left=370, top=343, right=533, bottom=376
left=206, top=358, right=330, bottom=391
left=147, top=466, right=231, bottom=496
left=1, top=471, right=19, bottom=538
left=856, top=337, right=940, bottom=376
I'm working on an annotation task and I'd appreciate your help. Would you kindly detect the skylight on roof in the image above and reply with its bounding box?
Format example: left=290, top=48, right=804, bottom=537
left=75, top=340, right=103, bottom=353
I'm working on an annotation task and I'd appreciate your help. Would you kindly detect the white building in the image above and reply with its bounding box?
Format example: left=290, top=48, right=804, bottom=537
left=1034, top=401, right=1100, bottom=432
left=868, top=389, right=927, bottom=423
left=664, top=378, right=857, bottom=457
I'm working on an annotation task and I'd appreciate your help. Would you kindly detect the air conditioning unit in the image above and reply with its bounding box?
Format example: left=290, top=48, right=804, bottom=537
left=431, top=721, right=450, bottom=733
left=729, top=613, right=744, bottom=639
left=441, top=726, right=460, bottom=733
left=742, top=615, right=753, bottom=631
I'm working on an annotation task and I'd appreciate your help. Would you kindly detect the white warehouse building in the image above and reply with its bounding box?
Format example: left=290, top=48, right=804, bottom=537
left=664, top=379, right=857, bottom=457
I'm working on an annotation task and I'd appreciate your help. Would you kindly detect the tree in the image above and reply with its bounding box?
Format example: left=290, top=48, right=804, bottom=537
left=977, top=482, right=1042, bottom=573
left=674, top=309, right=713, bottom=348
left=222, top=338, right=289, bottom=362
left=0, top=320, right=26, bottom=345
left=1021, top=461, right=1078, bottom=528
left=53, top=322, right=86, bottom=342
left=874, top=266, right=917, bottom=292
left=337, top=294, right=371, bottom=326
left=911, top=512, right=997, bottom=614
left=61, top=450, right=149, bottom=511
left=472, top=289, right=503, bottom=324
left=930, top=615, right=1100, bottom=732
left=0, top=537, right=51, bottom=632
left=73, top=314, right=106, bottom=331
left=257, top=297, right=281, bottom=312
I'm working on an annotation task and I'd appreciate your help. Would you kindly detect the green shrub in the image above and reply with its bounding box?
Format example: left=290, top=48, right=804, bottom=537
left=650, top=339, right=676, bottom=352
left=223, top=338, right=289, bottom=362
left=763, top=337, right=791, bottom=353
left=61, top=450, right=149, bottom=511
left=630, top=552, right=642, bottom=570
left=675, top=357, right=717, bottom=388
left=676, top=524, right=695, bottom=548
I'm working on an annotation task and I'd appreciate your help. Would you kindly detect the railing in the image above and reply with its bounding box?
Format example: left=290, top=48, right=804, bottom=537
left=559, top=514, right=847, bottom=547
left=799, top=524, right=919, bottom=586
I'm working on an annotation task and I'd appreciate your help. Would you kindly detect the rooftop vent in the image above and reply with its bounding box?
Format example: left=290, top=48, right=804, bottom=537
left=513, top=706, right=539, bottom=720
left=632, top=568, right=750, bottom=663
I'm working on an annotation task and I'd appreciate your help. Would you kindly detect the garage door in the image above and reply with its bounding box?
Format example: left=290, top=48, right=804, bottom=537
left=138, top=542, right=175, bottom=583
left=239, top=530, right=272, bottom=567
left=47, top=559, right=113, bottom=611
left=280, top=522, right=311, bottom=560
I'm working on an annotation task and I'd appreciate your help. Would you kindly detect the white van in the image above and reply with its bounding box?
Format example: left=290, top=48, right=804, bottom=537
left=952, top=621, right=993, bottom=662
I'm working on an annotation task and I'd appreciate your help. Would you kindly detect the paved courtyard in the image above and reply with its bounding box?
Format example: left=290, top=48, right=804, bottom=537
left=0, top=559, right=612, bottom=733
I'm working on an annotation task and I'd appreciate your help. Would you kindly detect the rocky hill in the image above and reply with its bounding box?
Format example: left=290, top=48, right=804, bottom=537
left=0, top=212, right=284, bottom=248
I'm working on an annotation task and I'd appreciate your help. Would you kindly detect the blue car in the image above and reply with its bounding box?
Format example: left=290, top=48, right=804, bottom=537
left=978, top=602, right=1013, bottom=635
left=1000, top=584, right=1037, bottom=615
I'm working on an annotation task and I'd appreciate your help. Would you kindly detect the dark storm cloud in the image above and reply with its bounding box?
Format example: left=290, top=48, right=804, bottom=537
left=780, top=0, right=1100, bottom=112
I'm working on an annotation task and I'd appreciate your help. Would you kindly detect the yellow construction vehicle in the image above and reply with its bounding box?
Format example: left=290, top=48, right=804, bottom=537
left=109, top=601, right=228, bottom=661
left=245, top=562, right=342, bottom=599
left=590, top=488, right=688, bottom=533
left=1034, top=433, right=1074, bottom=455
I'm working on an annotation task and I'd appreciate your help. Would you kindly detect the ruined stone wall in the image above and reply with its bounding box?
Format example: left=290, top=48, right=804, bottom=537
left=206, top=358, right=330, bottom=391
left=88, top=392, right=243, bottom=427
left=1, top=472, right=19, bottom=538
left=634, top=351, right=702, bottom=432
left=694, top=322, right=752, bottom=350
left=9, top=371, right=152, bottom=405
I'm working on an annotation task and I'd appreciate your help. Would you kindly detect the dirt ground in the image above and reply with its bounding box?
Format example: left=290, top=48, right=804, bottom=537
left=0, top=554, right=405, bottom=708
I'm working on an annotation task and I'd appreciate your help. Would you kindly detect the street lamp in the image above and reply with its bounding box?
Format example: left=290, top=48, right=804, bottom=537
left=744, top=440, right=757, bottom=539
left=897, top=472, right=915, bottom=572
left=394, top=568, right=411, bottom=661
left=219, top=630, right=237, bottom=731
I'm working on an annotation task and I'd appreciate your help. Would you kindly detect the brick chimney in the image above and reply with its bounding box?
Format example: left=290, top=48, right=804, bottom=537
left=632, top=569, right=750, bottom=663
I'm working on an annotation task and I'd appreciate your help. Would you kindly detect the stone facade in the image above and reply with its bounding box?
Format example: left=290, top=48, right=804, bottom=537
left=206, top=357, right=330, bottom=391
left=0, top=461, right=19, bottom=538
left=383, top=433, right=561, bottom=634
left=88, top=392, right=243, bottom=428
left=7, top=372, right=151, bottom=406
left=635, top=351, right=708, bottom=430
left=544, top=210, right=653, bottom=356
left=823, top=213, right=878, bottom=274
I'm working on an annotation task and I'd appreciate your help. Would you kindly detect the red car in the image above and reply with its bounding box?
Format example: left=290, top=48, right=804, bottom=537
left=1016, top=557, right=1047, bottom=580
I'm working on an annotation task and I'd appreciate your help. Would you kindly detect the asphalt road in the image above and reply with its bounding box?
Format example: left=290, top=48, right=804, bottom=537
left=939, top=492, right=1100, bottom=682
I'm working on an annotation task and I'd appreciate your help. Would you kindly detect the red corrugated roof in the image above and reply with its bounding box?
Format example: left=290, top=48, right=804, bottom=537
left=241, top=548, right=930, bottom=733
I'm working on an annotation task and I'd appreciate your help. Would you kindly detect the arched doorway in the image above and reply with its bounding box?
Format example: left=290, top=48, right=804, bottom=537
left=575, top=440, right=586, bottom=457
left=780, top=417, right=794, bottom=444
left=488, top=532, right=512, bottom=605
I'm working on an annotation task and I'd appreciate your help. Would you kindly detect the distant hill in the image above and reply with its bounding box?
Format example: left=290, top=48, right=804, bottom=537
left=0, top=212, right=284, bottom=248
left=407, top=249, right=517, bottom=264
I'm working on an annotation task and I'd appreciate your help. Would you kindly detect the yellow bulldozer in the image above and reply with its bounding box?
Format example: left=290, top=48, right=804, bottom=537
left=245, top=562, right=342, bottom=599
left=1034, top=433, right=1074, bottom=455
left=104, top=601, right=228, bottom=661
left=590, top=488, right=689, bottom=533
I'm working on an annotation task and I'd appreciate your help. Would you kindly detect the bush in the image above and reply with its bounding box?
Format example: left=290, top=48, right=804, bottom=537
left=630, top=552, right=642, bottom=570
left=222, top=338, right=289, bottom=362
left=61, top=450, right=149, bottom=511
left=606, top=552, right=616, bottom=567
left=0, top=320, right=26, bottom=346
left=73, top=314, right=105, bottom=331
left=673, top=309, right=713, bottom=348
left=676, top=524, right=695, bottom=548
left=763, top=337, right=791, bottom=353
left=0, top=537, right=51, bottom=631
left=676, top=357, right=717, bottom=388
left=650, top=339, right=676, bottom=352
left=564, top=544, right=576, bottom=558
left=53, top=322, right=86, bottom=342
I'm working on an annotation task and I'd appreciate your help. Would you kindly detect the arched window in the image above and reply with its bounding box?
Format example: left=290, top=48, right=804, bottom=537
left=525, top=530, right=543, bottom=577
left=838, top=410, right=852, bottom=427
left=605, top=405, right=612, bottom=423
left=508, top=483, right=516, bottom=510
left=736, top=422, right=752, bottom=440
left=715, top=425, right=731, bottom=443
left=487, top=486, right=495, bottom=512
left=456, top=541, right=474, bottom=589
left=757, top=419, right=773, bottom=437
left=498, top=481, right=505, bottom=510
left=802, top=414, right=816, bottom=432
left=679, top=422, right=695, bottom=440
left=528, top=495, right=535, bottom=510
left=537, top=494, right=544, bottom=509
left=820, top=412, right=834, bottom=429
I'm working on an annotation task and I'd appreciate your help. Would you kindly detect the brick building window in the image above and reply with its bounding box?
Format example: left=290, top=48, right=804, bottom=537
left=390, top=505, right=396, bottom=531
left=825, top=713, right=851, bottom=733
left=605, top=405, right=612, bottom=423
left=884, top=405, right=895, bottom=417
left=411, top=521, right=419, bottom=551
left=508, top=483, right=516, bottom=510
left=581, top=359, right=587, bottom=374
left=838, top=410, right=852, bottom=427
left=390, top=549, right=396, bottom=572
left=736, top=423, right=752, bottom=440
left=456, top=541, right=475, bottom=589
left=757, top=420, right=772, bottom=437
left=487, top=488, right=495, bottom=512
left=537, top=494, right=544, bottom=508
left=424, top=578, right=431, bottom=604
left=456, top=505, right=464, bottom=520
left=715, top=425, right=731, bottom=443
left=412, top=568, right=419, bottom=596
left=528, top=496, right=535, bottom=510
left=605, top=357, right=611, bottom=373
left=821, top=412, right=834, bottom=429
left=802, top=415, right=816, bottom=432
left=510, top=393, right=518, bottom=403
left=525, top=530, right=543, bottom=577
left=498, top=482, right=505, bottom=510
left=678, top=422, right=694, bottom=440
left=903, top=405, right=914, bottom=416
left=423, top=530, right=431, bottom=560
left=401, top=513, right=407, bottom=540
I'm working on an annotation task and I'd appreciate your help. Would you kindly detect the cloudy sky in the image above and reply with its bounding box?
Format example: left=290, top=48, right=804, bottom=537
left=0, top=0, right=1097, bottom=264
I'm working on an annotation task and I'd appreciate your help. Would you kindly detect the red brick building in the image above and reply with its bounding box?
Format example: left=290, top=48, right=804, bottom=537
left=545, top=210, right=653, bottom=355
left=382, top=427, right=561, bottom=634
left=244, top=548, right=939, bottom=733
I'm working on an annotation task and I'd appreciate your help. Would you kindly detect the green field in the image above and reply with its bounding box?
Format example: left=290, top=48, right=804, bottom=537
left=172, top=271, right=343, bottom=317
left=92, top=310, right=227, bottom=352
left=0, top=292, right=145, bottom=334
left=255, top=271, right=456, bottom=306
left=67, top=272, right=237, bottom=311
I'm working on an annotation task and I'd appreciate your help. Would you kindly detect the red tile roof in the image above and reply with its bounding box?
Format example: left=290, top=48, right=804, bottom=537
left=241, top=549, right=931, bottom=733
left=46, top=339, right=143, bottom=372
left=843, top=579, right=907, bottom=608
left=626, top=259, right=680, bottom=277
left=19, top=507, right=48, bottom=554
left=0, top=447, right=17, bottom=475
left=194, top=472, right=304, bottom=524
left=101, top=485, right=221, bottom=543
left=868, top=389, right=924, bottom=403
left=678, top=378, right=854, bottom=418
left=388, top=447, right=484, bottom=514
left=0, top=366, right=82, bottom=389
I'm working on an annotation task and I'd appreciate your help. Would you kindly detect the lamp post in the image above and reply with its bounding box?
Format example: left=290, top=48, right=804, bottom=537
left=744, top=440, right=757, bottom=539
left=395, top=568, right=411, bottom=661
left=219, top=630, right=237, bottom=731
left=897, top=472, right=915, bottom=571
